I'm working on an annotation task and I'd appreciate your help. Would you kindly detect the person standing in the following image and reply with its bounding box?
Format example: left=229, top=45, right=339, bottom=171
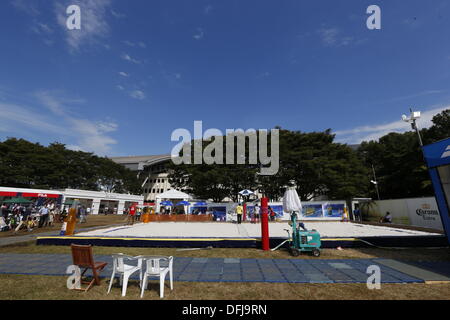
left=254, top=204, right=260, bottom=223
left=79, top=206, right=87, bottom=223
left=269, top=206, right=276, bottom=222
left=38, top=206, right=49, bottom=228
left=353, top=206, right=361, bottom=222
left=127, top=205, right=136, bottom=225
left=235, top=203, right=243, bottom=224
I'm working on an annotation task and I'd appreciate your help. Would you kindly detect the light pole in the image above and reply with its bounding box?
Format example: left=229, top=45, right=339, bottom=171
left=402, top=108, right=423, bottom=147
left=370, top=164, right=381, bottom=200
left=362, top=151, right=381, bottom=200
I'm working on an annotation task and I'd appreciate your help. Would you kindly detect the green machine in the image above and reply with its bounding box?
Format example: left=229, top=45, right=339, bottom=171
left=285, top=212, right=321, bottom=257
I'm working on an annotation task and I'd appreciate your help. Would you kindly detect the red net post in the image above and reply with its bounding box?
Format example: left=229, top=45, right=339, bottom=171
left=261, top=197, right=270, bottom=251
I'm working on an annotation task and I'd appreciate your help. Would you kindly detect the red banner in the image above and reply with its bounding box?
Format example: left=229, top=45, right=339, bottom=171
left=0, top=192, right=17, bottom=197
left=22, top=193, right=60, bottom=198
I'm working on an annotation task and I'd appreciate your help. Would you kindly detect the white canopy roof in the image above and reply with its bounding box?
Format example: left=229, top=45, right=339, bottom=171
left=156, top=189, right=192, bottom=200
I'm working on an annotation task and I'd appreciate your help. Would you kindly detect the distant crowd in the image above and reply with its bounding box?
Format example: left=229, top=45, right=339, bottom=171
left=0, top=202, right=91, bottom=233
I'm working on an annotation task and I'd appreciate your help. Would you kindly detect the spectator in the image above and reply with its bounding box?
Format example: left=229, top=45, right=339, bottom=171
left=127, top=205, right=136, bottom=225
left=0, top=204, right=6, bottom=219
left=79, top=206, right=87, bottom=223
left=353, top=205, right=361, bottom=222
left=235, top=203, right=243, bottom=224
left=254, top=204, right=260, bottom=223
left=269, top=206, right=276, bottom=221
left=380, top=212, right=392, bottom=224
left=0, top=215, right=9, bottom=231
left=48, top=209, right=54, bottom=227
left=38, top=206, right=49, bottom=228
left=136, top=207, right=142, bottom=221
left=26, top=216, right=35, bottom=231
left=13, top=205, right=31, bottom=234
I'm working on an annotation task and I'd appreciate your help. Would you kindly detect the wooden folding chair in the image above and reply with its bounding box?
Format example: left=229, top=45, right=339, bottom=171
left=70, top=244, right=108, bottom=292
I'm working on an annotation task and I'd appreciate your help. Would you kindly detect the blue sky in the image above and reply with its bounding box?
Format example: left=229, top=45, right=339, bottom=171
left=0, top=0, right=449, bottom=156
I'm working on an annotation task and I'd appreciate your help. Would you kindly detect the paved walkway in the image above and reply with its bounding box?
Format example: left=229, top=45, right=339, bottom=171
left=1, top=253, right=449, bottom=284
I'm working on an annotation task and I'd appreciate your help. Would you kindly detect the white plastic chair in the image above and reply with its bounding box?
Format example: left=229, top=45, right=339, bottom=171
left=138, top=256, right=173, bottom=298
left=107, top=254, right=142, bottom=297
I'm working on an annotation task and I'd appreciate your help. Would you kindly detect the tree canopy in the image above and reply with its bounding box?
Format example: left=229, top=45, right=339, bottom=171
left=0, top=138, right=141, bottom=194
left=169, top=129, right=369, bottom=202
left=357, top=109, right=450, bottom=200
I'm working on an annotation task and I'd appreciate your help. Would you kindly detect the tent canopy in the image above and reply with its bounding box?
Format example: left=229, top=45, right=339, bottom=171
left=2, top=197, right=32, bottom=204
left=156, top=189, right=192, bottom=200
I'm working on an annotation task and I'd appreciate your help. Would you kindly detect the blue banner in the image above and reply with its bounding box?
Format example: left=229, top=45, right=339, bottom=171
left=423, top=137, right=450, bottom=168
left=323, top=204, right=345, bottom=218
left=301, top=204, right=323, bottom=218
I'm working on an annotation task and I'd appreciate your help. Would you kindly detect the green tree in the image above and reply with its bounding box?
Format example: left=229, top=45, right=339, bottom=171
left=169, top=128, right=369, bottom=202
left=0, top=138, right=141, bottom=194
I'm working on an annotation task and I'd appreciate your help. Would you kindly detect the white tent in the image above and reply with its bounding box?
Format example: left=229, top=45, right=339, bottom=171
left=156, top=189, right=192, bottom=213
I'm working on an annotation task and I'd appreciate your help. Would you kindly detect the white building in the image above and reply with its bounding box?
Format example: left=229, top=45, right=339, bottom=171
left=110, top=154, right=174, bottom=202
left=0, top=186, right=143, bottom=215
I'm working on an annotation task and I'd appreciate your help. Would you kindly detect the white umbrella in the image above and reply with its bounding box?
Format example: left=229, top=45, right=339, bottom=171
left=283, top=187, right=302, bottom=213
left=271, top=186, right=303, bottom=252
left=239, top=189, right=254, bottom=196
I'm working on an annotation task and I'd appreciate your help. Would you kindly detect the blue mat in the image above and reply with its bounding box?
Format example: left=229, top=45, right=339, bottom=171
left=0, top=253, right=433, bottom=284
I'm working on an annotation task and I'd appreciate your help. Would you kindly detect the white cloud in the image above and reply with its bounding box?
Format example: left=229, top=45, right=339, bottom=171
left=1, top=91, right=118, bottom=155
left=121, top=53, right=141, bottom=64
left=34, top=90, right=66, bottom=115
left=0, top=102, right=65, bottom=135
left=55, top=0, right=112, bottom=52
left=380, top=90, right=445, bottom=104
left=111, top=9, right=126, bottom=19
left=11, top=0, right=40, bottom=16
left=69, top=118, right=117, bottom=154
left=123, top=40, right=146, bottom=48
left=257, top=71, right=270, bottom=79
left=118, top=71, right=129, bottom=77
left=116, top=85, right=124, bottom=91
left=129, top=90, right=146, bottom=100
left=335, top=105, right=450, bottom=144
left=204, top=5, right=213, bottom=15
left=317, top=27, right=355, bottom=47
left=66, top=144, right=84, bottom=151
left=31, top=22, right=54, bottom=35
left=193, top=28, right=204, bottom=40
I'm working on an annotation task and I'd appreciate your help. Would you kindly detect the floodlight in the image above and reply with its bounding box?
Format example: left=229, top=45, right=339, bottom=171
left=411, top=111, right=421, bottom=120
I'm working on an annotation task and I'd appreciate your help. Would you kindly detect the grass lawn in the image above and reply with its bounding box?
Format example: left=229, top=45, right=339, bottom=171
left=1, top=241, right=449, bottom=261
left=0, top=274, right=449, bottom=300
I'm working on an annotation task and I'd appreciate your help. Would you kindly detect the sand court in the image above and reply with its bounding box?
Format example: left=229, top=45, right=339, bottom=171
left=76, top=221, right=441, bottom=239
